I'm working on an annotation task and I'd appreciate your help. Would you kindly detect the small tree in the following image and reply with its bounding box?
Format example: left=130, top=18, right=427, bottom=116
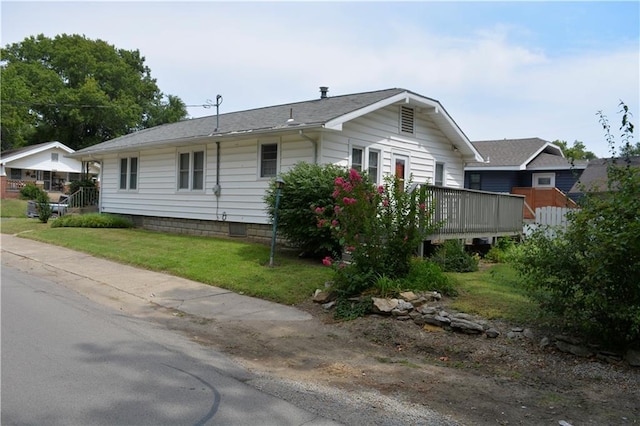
left=317, top=170, right=439, bottom=297
left=514, top=102, right=640, bottom=347
left=35, top=191, right=53, bottom=223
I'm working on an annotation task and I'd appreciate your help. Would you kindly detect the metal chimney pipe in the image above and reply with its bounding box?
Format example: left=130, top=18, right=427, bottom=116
left=319, top=86, right=329, bottom=99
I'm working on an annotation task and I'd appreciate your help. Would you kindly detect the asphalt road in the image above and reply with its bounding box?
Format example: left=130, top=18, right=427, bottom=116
left=1, top=265, right=339, bottom=426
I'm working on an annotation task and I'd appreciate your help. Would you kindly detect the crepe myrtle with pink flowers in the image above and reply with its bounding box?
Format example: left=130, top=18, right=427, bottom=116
left=314, top=168, right=439, bottom=296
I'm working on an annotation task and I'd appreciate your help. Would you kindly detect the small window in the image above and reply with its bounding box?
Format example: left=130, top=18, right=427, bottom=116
left=260, top=143, right=278, bottom=178
left=533, top=172, right=555, bottom=188
left=435, top=162, right=445, bottom=186
left=394, top=155, right=409, bottom=189
left=178, top=150, right=205, bottom=190
left=10, top=168, right=22, bottom=179
left=400, top=106, right=415, bottom=134
left=51, top=153, right=59, bottom=162
left=469, top=173, right=481, bottom=190
left=119, top=156, right=138, bottom=191
left=368, top=150, right=380, bottom=184
left=351, top=147, right=363, bottom=172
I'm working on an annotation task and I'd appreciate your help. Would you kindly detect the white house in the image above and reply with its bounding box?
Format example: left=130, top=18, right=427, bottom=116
left=0, top=141, right=98, bottom=199
left=69, top=88, right=523, bottom=242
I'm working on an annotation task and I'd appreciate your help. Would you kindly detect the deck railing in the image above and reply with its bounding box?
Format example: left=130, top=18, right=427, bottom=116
left=424, top=185, right=525, bottom=241
left=66, top=186, right=99, bottom=209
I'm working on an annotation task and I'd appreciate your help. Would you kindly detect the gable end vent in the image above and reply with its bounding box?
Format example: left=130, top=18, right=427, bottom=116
left=400, top=106, right=415, bottom=134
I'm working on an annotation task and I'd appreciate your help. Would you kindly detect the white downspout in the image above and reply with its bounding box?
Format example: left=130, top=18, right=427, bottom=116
left=299, top=130, right=318, bottom=164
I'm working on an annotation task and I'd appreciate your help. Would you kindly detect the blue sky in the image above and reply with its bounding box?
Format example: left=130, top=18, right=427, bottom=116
left=2, top=1, right=638, bottom=157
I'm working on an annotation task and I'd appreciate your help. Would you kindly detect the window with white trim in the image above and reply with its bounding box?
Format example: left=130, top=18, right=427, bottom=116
left=260, top=143, right=278, bottom=178
left=533, top=172, right=555, bottom=188
left=435, top=162, right=445, bottom=186
left=119, top=156, right=138, bottom=190
left=399, top=106, right=415, bottom=135
left=10, top=168, right=22, bottom=179
left=368, top=149, right=380, bottom=184
left=351, top=147, right=363, bottom=172
left=469, top=172, right=481, bottom=190
left=178, top=150, right=205, bottom=190
left=51, top=153, right=59, bottom=162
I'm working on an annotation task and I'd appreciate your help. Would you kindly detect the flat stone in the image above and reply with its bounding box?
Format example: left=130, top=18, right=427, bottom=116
left=372, top=297, right=398, bottom=314
left=555, top=340, right=593, bottom=358
left=450, top=318, right=484, bottom=334
left=625, top=349, right=640, bottom=367
left=485, top=328, right=500, bottom=338
left=399, top=291, right=418, bottom=302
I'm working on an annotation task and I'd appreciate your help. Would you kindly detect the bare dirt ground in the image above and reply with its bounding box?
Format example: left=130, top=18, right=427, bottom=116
left=158, top=297, right=640, bottom=426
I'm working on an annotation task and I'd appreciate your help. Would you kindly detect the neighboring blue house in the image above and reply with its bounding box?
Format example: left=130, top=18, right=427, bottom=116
left=464, top=138, right=587, bottom=219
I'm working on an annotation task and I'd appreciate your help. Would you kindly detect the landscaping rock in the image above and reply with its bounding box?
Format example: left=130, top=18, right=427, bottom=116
left=555, top=340, right=593, bottom=358
left=313, top=290, right=336, bottom=304
left=372, top=298, right=398, bottom=314
left=485, top=328, right=500, bottom=338
left=624, top=349, right=640, bottom=367
left=399, top=291, right=417, bottom=302
left=449, top=318, right=484, bottom=334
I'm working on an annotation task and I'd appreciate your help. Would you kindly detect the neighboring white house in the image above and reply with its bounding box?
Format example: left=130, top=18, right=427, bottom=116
left=69, top=87, right=497, bottom=241
left=0, top=141, right=98, bottom=199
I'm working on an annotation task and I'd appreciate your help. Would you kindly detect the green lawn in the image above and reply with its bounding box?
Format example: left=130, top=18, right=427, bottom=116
left=1, top=198, right=27, bottom=218
left=1, top=214, right=541, bottom=322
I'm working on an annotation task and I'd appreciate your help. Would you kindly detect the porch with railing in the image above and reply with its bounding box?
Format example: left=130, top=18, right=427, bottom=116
left=424, top=186, right=525, bottom=241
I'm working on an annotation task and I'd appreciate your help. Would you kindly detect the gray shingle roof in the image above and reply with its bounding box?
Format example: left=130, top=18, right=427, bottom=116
left=466, top=138, right=549, bottom=168
left=570, top=156, right=640, bottom=193
left=72, top=88, right=407, bottom=155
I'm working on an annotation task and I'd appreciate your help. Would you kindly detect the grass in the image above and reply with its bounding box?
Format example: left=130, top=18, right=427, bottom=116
left=1, top=209, right=544, bottom=323
left=14, top=225, right=332, bottom=305
left=1, top=198, right=28, bottom=218
left=447, top=263, right=544, bottom=324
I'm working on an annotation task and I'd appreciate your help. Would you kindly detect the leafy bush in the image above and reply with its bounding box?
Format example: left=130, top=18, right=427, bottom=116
left=19, top=183, right=46, bottom=200
left=264, top=162, right=349, bottom=257
left=431, top=240, right=479, bottom=272
left=485, top=237, right=517, bottom=263
left=513, top=103, right=640, bottom=347
left=35, top=192, right=52, bottom=223
left=51, top=213, right=134, bottom=228
left=68, top=178, right=96, bottom=195
left=334, top=297, right=371, bottom=321
left=318, top=172, right=439, bottom=298
left=401, top=258, right=458, bottom=296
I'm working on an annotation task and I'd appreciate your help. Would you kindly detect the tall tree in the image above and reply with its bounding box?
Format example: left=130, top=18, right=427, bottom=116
left=1, top=34, right=188, bottom=151
left=552, top=140, right=597, bottom=160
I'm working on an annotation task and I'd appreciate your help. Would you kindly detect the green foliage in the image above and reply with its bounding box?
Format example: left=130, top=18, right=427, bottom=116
left=35, top=192, right=52, bottom=223
left=0, top=198, right=28, bottom=218
left=264, top=162, right=349, bottom=257
left=514, top=103, right=640, bottom=347
left=51, top=213, right=134, bottom=228
left=485, top=237, right=517, bottom=263
left=318, top=171, right=440, bottom=298
left=1, top=34, right=187, bottom=151
left=431, top=240, right=479, bottom=272
left=334, top=297, right=371, bottom=321
left=552, top=140, right=597, bottom=160
left=19, top=182, right=47, bottom=200
left=373, top=275, right=401, bottom=298
left=68, top=178, right=96, bottom=195
left=401, top=258, right=458, bottom=296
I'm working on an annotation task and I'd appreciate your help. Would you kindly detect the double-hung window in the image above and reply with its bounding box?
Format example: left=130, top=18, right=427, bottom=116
left=119, top=156, right=138, bottom=190
left=260, top=143, right=278, bottom=178
left=368, top=149, right=380, bottom=184
left=178, top=150, right=205, bottom=191
left=351, top=147, right=363, bottom=172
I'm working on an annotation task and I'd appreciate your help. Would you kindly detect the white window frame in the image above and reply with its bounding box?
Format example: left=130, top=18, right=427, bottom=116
left=392, top=152, right=410, bottom=187
left=258, top=140, right=280, bottom=179
left=532, top=172, right=555, bottom=188
left=435, top=161, right=445, bottom=187
left=367, top=149, right=381, bottom=184
left=350, top=145, right=364, bottom=172
left=119, top=155, right=139, bottom=191
left=177, top=148, right=206, bottom=191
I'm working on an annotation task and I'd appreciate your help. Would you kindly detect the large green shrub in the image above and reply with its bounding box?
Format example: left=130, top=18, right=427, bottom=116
left=513, top=103, right=640, bottom=347
left=264, top=162, right=349, bottom=257
left=35, top=192, right=52, bottom=223
left=401, top=258, right=458, bottom=296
